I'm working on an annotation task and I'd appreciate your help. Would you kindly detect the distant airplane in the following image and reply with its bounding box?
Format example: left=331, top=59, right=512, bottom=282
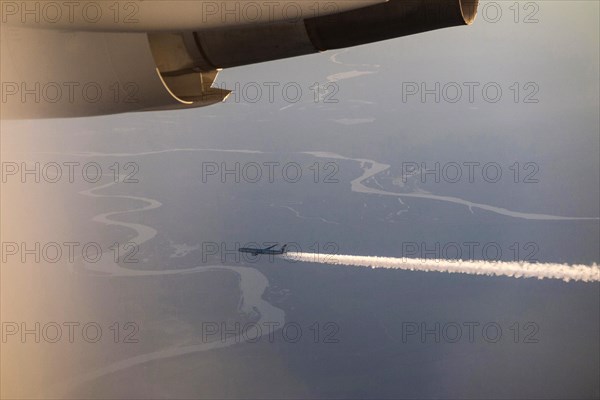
left=239, top=244, right=288, bottom=256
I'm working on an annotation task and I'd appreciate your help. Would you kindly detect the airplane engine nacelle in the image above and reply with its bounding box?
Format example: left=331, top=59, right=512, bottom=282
left=181, top=0, right=479, bottom=70
left=1, top=0, right=478, bottom=118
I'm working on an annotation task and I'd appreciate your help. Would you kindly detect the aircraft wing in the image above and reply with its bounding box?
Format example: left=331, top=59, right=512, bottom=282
left=265, top=244, right=278, bottom=250
left=0, top=0, right=479, bottom=119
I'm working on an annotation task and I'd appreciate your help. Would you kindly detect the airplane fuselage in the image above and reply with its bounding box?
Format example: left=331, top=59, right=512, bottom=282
left=238, top=244, right=288, bottom=256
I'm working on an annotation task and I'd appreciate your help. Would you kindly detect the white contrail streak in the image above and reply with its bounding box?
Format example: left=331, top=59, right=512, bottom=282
left=283, top=253, right=600, bottom=283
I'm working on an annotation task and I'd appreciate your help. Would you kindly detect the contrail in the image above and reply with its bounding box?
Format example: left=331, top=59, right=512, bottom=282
left=282, top=253, right=600, bottom=283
